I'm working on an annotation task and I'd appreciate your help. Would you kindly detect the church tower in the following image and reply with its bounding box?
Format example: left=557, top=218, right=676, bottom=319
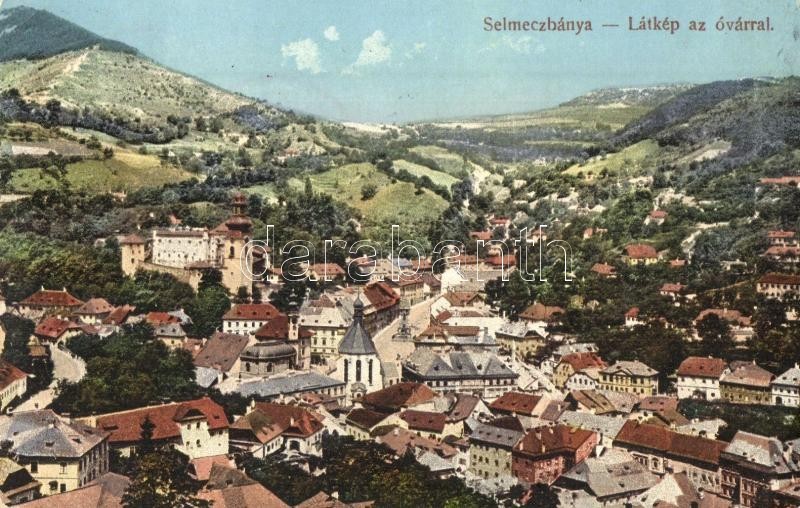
left=335, top=294, right=383, bottom=405
left=119, top=234, right=147, bottom=276
left=217, top=192, right=254, bottom=296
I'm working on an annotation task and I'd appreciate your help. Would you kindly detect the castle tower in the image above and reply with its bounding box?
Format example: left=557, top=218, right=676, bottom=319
left=334, top=294, right=383, bottom=405
left=119, top=234, right=147, bottom=276
left=216, top=192, right=254, bottom=295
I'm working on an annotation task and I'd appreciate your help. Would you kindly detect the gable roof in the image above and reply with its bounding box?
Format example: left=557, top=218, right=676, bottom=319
left=625, top=244, right=658, bottom=259
left=560, top=352, right=606, bottom=372
left=519, top=302, right=564, bottom=322
left=720, top=362, right=774, bottom=388
left=615, top=421, right=726, bottom=466
left=102, top=305, right=136, bottom=326
left=758, top=273, right=800, bottom=286
left=34, top=316, right=78, bottom=340
left=94, top=398, right=228, bottom=444
left=19, top=289, right=83, bottom=308
left=0, top=360, right=27, bottom=391
left=676, top=357, right=728, bottom=378
left=223, top=303, right=281, bottom=321
left=602, top=360, right=658, bottom=377
left=250, top=402, right=324, bottom=439
left=193, top=333, right=251, bottom=372
left=514, top=425, right=596, bottom=458
left=399, top=410, right=447, bottom=433
left=360, top=382, right=437, bottom=412
left=489, top=392, right=542, bottom=416
left=345, top=408, right=390, bottom=431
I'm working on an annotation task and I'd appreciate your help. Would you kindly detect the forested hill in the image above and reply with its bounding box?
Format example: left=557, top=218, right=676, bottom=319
left=0, top=6, right=137, bottom=61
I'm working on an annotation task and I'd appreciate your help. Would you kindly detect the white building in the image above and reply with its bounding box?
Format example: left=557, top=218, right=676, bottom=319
left=772, top=364, right=800, bottom=407
left=675, top=357, right=728, bottom=401
left=222, top=303, right=282, bottom=335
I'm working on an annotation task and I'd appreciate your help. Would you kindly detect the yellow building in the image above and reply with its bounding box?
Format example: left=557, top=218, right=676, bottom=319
left=553, top=352, right=606, bottom=388
left=599, top=361, right=659, bottom=396
left=468, top=423, right=523, bottom=480
left=0, top=410, right=109, bottom=496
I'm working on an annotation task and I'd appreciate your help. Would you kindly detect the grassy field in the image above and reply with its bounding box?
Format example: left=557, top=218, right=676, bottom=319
left=10, top=152, right=193, bottom=193
left=408, top=145, right=481, bottom=177
left=393, top=159, right=459, bottom=188
left=564, top=139, right=661, bottom=177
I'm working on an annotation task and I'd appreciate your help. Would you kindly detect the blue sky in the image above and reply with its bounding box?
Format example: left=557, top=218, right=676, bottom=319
left=4, top=0, right=800, bottom=122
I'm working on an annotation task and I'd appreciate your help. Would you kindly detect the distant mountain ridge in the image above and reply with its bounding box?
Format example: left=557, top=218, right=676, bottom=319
left=0, top=6, right=137, bottom=61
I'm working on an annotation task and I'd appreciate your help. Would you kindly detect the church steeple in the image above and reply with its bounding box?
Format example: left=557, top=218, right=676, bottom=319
left=338, top=293, right=376, bottom=355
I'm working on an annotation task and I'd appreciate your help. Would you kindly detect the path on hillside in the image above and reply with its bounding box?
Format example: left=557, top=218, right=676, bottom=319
left=12, top=344, right=86, bottom=413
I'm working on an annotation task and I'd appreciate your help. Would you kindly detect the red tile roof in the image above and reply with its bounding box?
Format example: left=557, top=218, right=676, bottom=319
left=649, top=210, right=668, bottom=219
left=0, top=360, right=27, bottom=390
left=76, top=298, right=115, bottom=316
left=676, top=357, right=728, bottom=378
left=251, top=402, right=324, bottom=439
left=489, top=392, right=542, bottom=416
left=34, top=316, right=78, bottom=340
left=590, top=263, right=616, bottom=276
left=308, top=263, right=346, bottom=277
left=145, top=312, right=180, bottom=325
left=758, top=273, right=800, bottom=285
left=514, top=425, right=596, bottom=458
left=361, top=382, right=437, bottom=412
left=95, top=397, right=228, bottom=444
left=103, top=305, right=136, bottom=326
left=614, top=420, right=726, bottom=466
left=119, top=234, right=146, bottom=245
left=625, top=244, right=658, bottom=259
left=660, top=283, right=685, bottom=293
left=484, top=254, right=517, bottom=268
left=560, top=352, right=606, bottom=372
left=469, top=231, right=492, bottom=241
left=625, top=307, right=640, bottom=318
left=399, top=410, right=447, bottom=433
left=442, top=291, right=483, bottom=307
left=519, top=302, right=564, bottom=322
left=695, top=309, right=751, bottom=327
left=346, top=408, right=390, bottom=430
left=223, top=303, right=281, bottom=321
left=363, top=281, right=400, bottom=312
left=768, top=230, right=796, bottom=239
left=20, top=289, right=83, bottom=308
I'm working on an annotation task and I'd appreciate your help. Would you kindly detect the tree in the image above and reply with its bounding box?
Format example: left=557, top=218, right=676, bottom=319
left=122, top=449, right=208, bottom=508
left=524, top=483, right=560, bottom=507
left=138, top=416, right=156, bottom=457
left=696, top=314, right=733, bottom=357
left=498, top=271, right=533, bottom=321
left=361, top=183, right=378, bottom=200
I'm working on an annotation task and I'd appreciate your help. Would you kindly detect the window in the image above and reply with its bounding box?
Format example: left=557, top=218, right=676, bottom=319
left=60, top=463, right=67, bottom=474
left=30, top=462, right=38, bottom=473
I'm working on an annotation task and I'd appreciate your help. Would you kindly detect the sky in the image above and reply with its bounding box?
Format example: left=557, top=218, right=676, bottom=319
left=3, top=0, right=800, bottom=123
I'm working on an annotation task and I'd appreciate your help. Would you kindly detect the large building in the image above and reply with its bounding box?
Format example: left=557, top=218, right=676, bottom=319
left=87, top=397, right=229, bottom=460
left=334, top=295, right=383, bottom=405
left=0, top=410, right=109, bottom=496
left=222, top=303, right=282, bottom=335
left=0, top=360, right=27, bottom=412
left=468, top=422, right=523, bottom=480
left=512, top=425, right=597, bottom=486
left=719, top=362, right=774, bottom=405
left=675, top=356, right=728, bottom=400
left=757, top=273, right=800, bottom=300
left=402, top=348, right=518, bottom=400
left=773, top=364, right=800, bottom=407
left=599, top=361, right=659, bottom=396
left=120, top=193, right=262, bottom=295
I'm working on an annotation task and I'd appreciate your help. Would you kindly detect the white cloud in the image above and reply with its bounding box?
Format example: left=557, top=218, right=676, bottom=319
left=281, top=38, right=322, bottom=74
left=323, top=25, right=340, bottom=41
left=354, top=30, right=392, bottom=67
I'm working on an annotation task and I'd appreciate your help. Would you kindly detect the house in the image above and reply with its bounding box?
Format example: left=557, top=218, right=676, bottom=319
left=645, top=209, right=668, bottom=226
left=73, top=298, right=116, bottom=325
left=0, top=457, right=41, bottom=504
left=386, top=275, right=425, bottom=305
left=757, top=273, right=800, bottom=300
left=566, top=390, right=619, bottom=416
left=16, top=288, right=84, bottom=320
left=557, top=411, right=626, bottom=450
left=468, top=422, right=524, bottom=480
left=719, top=362, right=774, bottom=405
left=659, top=283, right=686, bottom=300
left=675, top=357, right=728, bottom=400
left=227, top=371, right=346, bottom=404
left=564, top=367, right=603, bottom=392
left=359, top=382, right=438, bottom=414
left=494, top=320, right=548, bottom=360
left=399, top=410, right=460, bottom=440
left=101, top=304, right=136, bottom=328
left=764, top=245, right=800, bottom=265
left=222, top=303, right=282, bottom=335
left=198, top=464, right=289, bottom=508
left=305, top=262, right=347, bottom=282
left=489, top=392, right=549, bottom=421
left=582, top=227, right=607, bottom=240
left=518, top=302, right=564, bottom=325
left=613, top=420, right=727, bottom=495
left=554, top=449, right=658, bottom=507
left=768, top=230, right=798, bottom=247
left=345, top=408, right=393, bottom=440
left=553, top=352, right=606, bottom=388
left=720, top=431, right=800, bottom=507
left=0, top=360, right=27, bottom=411
left=694, top=308, right=753, bottom=343
left=625, top=307, right=644, bottom=327
left=193, top=332, right=253, bottom=379
left=33, top=316, right=80, bottom=344
left=230, top=402, right=324, bottom=457
left=599, top=361, right=659, bottom=396
left=402, top=348, right=518, bottom=400
left=300, top=294, right=352, bottom=361
left=624, top=244, right=659, bottom=266
left=590, top=263, right=617, bottom=278
left=88, top=397, right=229, bottom=460
left=377, top=426, right=458, bottom=462
left=772, top=364, right=800, bottom=407
left=512, top=425, right=597, bottom=486
left=15, top=472, right=129, bottom=508
left=429, top=291, right=486, bottom=317
left=154, top=322, right=187, bottom=349
left=0, top=410, right=109, bottom=496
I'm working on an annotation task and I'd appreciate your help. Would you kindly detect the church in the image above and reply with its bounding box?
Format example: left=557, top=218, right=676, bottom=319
left=334, top=294, right=383, bottom=405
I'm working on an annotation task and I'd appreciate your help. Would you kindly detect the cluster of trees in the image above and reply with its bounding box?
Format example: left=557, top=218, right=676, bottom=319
left=244, top=434, right=496, bottom=507
left=0, top=314, right=53, bottom=393
left=52, top=323, right=201, bottom=415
